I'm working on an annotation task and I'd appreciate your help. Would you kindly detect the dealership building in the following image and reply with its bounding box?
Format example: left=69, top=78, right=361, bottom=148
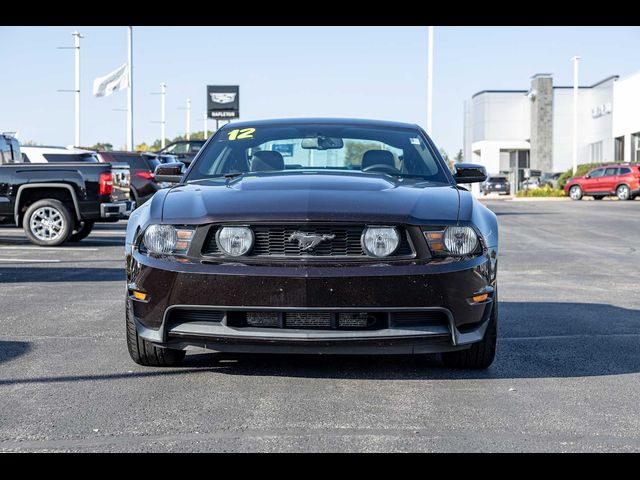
left=463, top=70, right=640, bottom=182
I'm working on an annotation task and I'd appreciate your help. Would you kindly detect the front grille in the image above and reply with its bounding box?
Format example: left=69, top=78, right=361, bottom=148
left=286, top=312, right=332, bottom=328
left=227, top=311, right=387, bottom=330
left=202, top=224, right=413, bottom=258
left=166, top=308, right=224, bottom=326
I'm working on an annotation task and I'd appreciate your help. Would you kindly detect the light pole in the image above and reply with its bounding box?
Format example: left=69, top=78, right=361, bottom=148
left=186, top=99, right=191, bottom=140
left=203, top=112, right=208, bottom=139
left=57, top=31, right=83, bottom=147
left=427, top=26, right=434, bottom=136
left=160, top=83, right=166, bottom=148
left=571, top=56, right=580, bottom=175
left=73, top=31, right=81, bottom=147
left=127, top=26, right=134, bottom=151
left=150, top=83, right=167, bottom=148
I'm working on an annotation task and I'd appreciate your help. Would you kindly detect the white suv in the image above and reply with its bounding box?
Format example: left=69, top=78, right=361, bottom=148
left=21, top=146, right=100, bottom=163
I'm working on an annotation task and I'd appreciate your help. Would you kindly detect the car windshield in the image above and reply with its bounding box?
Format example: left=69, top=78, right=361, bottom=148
left=186, top=124, right=451, bottom=184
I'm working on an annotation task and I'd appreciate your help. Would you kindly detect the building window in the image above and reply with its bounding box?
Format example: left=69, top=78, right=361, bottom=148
left=631, top=132, right=640, bottom=162
left=615, top=136, right=625, bottom=161
left=589, top=141, right=603, bottom=163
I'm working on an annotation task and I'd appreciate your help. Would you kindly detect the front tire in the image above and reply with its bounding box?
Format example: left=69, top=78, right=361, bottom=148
left=442, top=297, right=498, bottom=369
left=68, top=220, right=95, bottom=242
left=569, top=185, right=583, bottom=200
left=616, top=185, right=631, bottom=201
left=126, top=300, right=185, bottom=366
left=23, top=199, right=73, bottom=246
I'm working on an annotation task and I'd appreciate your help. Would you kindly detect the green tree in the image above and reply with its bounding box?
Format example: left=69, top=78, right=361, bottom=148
left=343, top=141, right=384, bottom=166
left=135, top=142, right=150, bottom=152
left=90, top=142, right=113, bottom=151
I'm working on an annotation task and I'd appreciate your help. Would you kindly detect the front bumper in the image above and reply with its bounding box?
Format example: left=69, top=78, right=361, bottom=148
left=127, top=251, right=497, bottom=355
left=482, top=185, right=510, bottom=193
left=100, top=200, right=135, bottom=219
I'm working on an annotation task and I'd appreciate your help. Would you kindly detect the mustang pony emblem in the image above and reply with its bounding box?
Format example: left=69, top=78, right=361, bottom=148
left=288, top=232, right=335, bottom=251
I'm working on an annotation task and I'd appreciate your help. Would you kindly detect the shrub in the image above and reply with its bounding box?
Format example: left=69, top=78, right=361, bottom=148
left=516, top=185, right=566, bottom=197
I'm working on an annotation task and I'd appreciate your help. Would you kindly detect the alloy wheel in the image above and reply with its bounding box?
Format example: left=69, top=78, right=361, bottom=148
left=29, top=206, right=65, bottom=241
left=617, top=185, right=630, bottom=200
left=570, top=186, right=582, bottom=200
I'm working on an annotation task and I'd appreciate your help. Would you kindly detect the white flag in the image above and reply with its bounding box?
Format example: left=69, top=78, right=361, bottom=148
left=93, top=63, right=129, bottom=97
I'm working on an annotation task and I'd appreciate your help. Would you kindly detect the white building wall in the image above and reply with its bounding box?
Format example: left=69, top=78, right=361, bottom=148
left=552, top=88, right=595, bottom=172
left=472, top=92, right=530, bottom=142
left=613, top=73, right=640, bottom=160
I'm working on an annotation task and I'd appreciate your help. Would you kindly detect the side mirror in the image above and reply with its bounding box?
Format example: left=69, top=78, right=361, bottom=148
left=154, top=162, right=185, bottom=183
left=453, top=163, right=487, bottom=184
left=584, top=174, right=590, bottom=179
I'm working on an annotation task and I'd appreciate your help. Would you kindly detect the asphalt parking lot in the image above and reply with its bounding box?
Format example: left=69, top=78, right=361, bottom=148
left=0, top=200, right=639, bottom=452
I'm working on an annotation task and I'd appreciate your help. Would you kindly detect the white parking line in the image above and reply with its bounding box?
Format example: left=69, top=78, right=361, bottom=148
left=0, top=246, right=99, bottom=252
left=0, top=258, right=61, bottom=263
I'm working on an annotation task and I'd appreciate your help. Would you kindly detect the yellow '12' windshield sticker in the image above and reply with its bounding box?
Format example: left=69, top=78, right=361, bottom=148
left=227, top=128, right=255, bottom=140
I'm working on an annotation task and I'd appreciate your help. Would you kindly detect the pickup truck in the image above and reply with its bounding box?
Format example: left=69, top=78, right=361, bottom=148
left=0, top=135, right=133, bottom=246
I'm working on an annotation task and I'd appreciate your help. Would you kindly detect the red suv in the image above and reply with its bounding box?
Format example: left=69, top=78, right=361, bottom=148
left=564, top=164, right=640, bottom=201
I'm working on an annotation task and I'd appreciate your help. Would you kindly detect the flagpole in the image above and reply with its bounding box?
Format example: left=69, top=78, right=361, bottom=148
left=127, top=26, right=134, bottom=151
left=427, top=25, right=434, bottom=136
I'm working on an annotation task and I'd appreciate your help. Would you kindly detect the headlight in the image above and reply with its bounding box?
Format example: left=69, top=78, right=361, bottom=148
left=142, top=224, right=194, bottom=254
left=424, top=226, right=479, bottom=256
left=361, top=226, right=400, bottom=257
left=216, top=226, right=254, bottom=256
left=444, top=226, right=478, bottom=255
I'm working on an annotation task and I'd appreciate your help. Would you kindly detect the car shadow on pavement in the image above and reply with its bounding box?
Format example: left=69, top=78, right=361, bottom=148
left=0, top=267, right=124, bottom=283
left=493, top=211, right=557, bottom=216
left=177, top=301, right=640, bottom=380
left=0, top=237, right=124, bottom=247
left=0, top=341, right=31, bottom=366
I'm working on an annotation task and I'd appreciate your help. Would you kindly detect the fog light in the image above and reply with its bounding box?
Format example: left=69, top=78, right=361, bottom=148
left=471, top=293, right=488, bottom=303
left=132, top=290, right=147, bottom=301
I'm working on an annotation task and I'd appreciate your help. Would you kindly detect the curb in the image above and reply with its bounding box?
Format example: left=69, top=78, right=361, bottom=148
left=509, top=197, right=571, bottom=202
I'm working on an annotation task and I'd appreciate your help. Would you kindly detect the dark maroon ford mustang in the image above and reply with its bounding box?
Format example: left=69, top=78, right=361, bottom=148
left=125, top=118, right=498, bottom=368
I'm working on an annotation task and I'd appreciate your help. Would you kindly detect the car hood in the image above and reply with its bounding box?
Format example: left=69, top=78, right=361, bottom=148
left=161, top=172, right=461, bottom=225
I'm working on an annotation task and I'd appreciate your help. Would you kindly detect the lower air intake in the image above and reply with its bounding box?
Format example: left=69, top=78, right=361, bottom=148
left=337, top=312, right=372, bottom=328
left=285, top=312, right=332, bottom=328
left=246, top=312, right=279, bottom=327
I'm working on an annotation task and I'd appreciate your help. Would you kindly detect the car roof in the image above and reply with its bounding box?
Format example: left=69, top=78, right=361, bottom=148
left=591, top=164, right=636, bottom=168
left=21, top=146, right=95, bottom=154
left=218, top=117, right=421, bottom=130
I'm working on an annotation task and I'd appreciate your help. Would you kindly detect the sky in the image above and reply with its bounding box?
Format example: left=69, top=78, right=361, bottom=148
left=1, top=26, right=639, bottom=156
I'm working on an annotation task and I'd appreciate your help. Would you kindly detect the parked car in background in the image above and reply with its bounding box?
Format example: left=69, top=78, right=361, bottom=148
left=155, top=139, right=205, bottom=165
left=97, top=151, right=164, bottom=207
left=481, top=175, right=510, bottom=195
left=564, top=164, right=640, bottom=201
left=22, top=146, right=131, bottom=202
left=21, top=145, right=100, bottom=163
left=540, top=171, right=562, bottom=189
left=1, top=143, right=133, bottom=245
left=0, top=132, right=21, bottom=164
left=520, top=178, right=541, bottom=190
